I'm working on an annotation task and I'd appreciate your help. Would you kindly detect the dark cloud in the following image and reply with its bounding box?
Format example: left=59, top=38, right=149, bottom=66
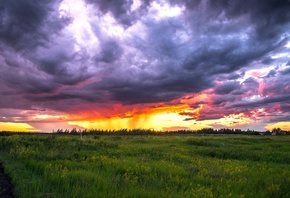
left=242, top=77, right=259, bottom=86
left=32, top=41, right=90, bottom=85
left=2, top=0, right=288, bottom=107
left=264, top=70, right=277, bottom=78
left=280, top=67, right=290, bottom=75
left=280, top=104, right=290, bottom=113
left=0, top=0, right=70, bottom=51
left=206, top=0, right=290, bottom=37
left=227, top=73, right=241, bottom=80
left=231, top=95, right=290, bottom=109
left=85, top=0, right=152, bottom=26
left=142, top=18, right=188, bottom=59
left=214, top=81, right=241, bottom=95
left=261, top=76, right=290, bottom=97
left=83, top=68, right=214, bottom=104
left=270, top=115, right=290, bottom=122
left=0, top=0, right=290, bottom=131
left=0, top=0, right=82, bottom=94
left=262, top=57, right=275, bottom=65
left=212, top=95, right=237, bottom=106
left=182, top=29, right=284, bottom=76
left=96, top=39, right=123, bottom=63
left=176, top=0, right=290, bottom=82
left=175, top=0, right=290, bottom=42
left=0, top=49, right=58, bottom=95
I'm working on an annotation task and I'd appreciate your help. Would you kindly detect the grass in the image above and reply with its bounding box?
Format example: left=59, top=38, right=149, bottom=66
left=0, top=133, right=290, bottom=197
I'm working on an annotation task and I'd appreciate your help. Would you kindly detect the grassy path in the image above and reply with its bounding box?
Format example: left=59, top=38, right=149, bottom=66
left=0, top=163, right=14, bottom=198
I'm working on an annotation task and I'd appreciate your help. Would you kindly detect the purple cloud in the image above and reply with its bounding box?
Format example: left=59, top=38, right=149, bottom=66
left=0, top=0, right=290, bottom=131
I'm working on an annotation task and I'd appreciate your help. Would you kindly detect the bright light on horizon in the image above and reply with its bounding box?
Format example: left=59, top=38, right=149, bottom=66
left=0, top=122, right=37, bottom=132
left=266, top=122, right=290, bottom=131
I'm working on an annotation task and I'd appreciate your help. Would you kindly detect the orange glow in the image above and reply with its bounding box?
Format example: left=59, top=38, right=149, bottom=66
left=217, top=113, right=251, bottom=127
left=180, top=93, right=212, bottom=105
left=67, top=102, right=190, bottom=122
left=0, top=122, right=37, bottom=132
left=1, top=106, right=257, bottom=132
left=2, top=92, right=273, bottom=132
left=192, top=104, right=204, bottom=119
left=265, top=122, right=290, bottom=131
left=69, top=112, right=189, bottom=131
left=69, top=111, right=215, bottom=131
left=71, top=99, right=214, bottom=131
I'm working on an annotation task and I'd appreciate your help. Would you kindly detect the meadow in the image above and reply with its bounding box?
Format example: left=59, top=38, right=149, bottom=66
left=0, top=133, right=290, bottom=197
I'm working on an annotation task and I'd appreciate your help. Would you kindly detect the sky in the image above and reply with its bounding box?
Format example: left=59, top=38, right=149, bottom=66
left=0, top=0, right=290, bottom=132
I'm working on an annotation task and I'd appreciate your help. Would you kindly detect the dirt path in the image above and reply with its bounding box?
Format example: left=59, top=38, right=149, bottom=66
left=0, top=163, right=14, bottom=198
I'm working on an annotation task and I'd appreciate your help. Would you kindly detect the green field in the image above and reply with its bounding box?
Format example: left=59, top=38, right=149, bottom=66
left=1, top=133, right=290, bottom=197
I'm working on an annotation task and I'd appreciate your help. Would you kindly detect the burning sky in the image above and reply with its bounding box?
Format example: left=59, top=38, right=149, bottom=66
left=0, top=0, right=290, bottom=132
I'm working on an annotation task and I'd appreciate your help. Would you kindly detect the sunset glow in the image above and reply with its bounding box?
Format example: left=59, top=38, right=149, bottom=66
left=0, top=122, right=37, bottom=132
left=266, top=122, right=290, bottom=131
left=1, top=0, right=290, bottom=132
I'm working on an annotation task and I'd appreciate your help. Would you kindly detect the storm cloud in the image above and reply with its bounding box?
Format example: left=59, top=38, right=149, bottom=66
left=0, top=0, right=290, bottom=131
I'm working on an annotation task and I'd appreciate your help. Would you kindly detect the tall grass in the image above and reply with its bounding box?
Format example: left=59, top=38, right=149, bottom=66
left=0, top=134, right=290, bottom=197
